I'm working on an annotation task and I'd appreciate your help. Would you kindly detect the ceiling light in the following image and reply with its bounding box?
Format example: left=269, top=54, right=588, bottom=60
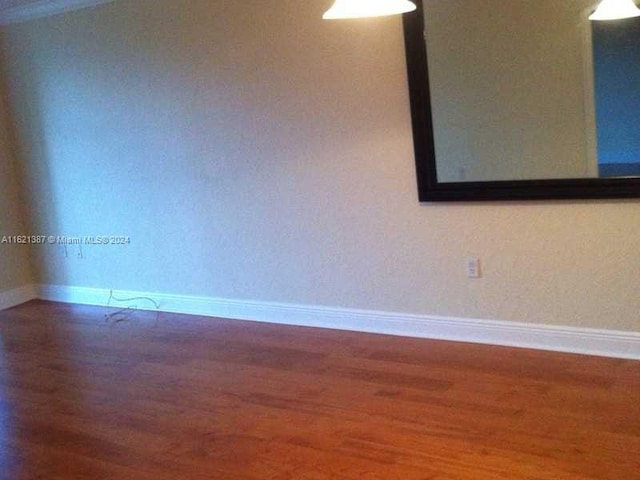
left=323, top=0, right=417, bottom=20
left=589, top=0, right=640, bottom=20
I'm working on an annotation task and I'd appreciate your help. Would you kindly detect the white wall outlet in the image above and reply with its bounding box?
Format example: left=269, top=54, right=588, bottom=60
left=466, top=257, right=482, bottom=278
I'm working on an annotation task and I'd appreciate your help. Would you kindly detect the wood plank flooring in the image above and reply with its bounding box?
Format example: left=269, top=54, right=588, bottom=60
left=0, top=300, right=638, bottom=479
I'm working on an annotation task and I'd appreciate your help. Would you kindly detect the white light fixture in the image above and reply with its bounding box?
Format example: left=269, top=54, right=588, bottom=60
left=589, top=0, right=640, bottom=20
left=323, top=0, right=417, bottom=20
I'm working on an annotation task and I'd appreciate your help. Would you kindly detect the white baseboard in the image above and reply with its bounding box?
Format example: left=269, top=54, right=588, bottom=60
left=0, top=285, right=38, bottom=311
left=34, top=284, right=640, bottom=360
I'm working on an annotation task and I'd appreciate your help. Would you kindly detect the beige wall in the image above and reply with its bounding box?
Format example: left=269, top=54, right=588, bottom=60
left=1, top=0, right=639, bottom=331
left=0, top=77, right=31, bottom=291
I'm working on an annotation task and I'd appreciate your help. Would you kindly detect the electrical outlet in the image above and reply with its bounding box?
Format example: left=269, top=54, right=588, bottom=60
left=466, top=257, right=481, bottom=278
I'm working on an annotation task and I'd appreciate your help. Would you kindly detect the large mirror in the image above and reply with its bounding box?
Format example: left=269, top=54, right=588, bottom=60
left=403, top=0, right=640, bottom=201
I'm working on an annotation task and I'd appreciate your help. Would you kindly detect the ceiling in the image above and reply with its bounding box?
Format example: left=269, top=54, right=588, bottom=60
left=0, top=0, right=115, bottom=25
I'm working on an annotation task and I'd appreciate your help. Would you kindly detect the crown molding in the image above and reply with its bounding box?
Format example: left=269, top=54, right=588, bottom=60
left=0, top=0, right=116, bottom=25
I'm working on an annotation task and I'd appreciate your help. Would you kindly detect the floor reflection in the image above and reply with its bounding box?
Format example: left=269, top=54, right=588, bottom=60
left=0, top=335, right=18, bottom=474
left=0, top=301, right=103, bottom=478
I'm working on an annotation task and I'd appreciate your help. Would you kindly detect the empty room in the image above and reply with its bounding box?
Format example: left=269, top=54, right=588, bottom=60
left=0, top=0, right=639, bottom=478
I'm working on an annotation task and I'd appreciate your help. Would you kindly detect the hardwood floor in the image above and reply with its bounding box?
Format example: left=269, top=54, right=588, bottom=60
left=0, top=300, right=638, bottom=479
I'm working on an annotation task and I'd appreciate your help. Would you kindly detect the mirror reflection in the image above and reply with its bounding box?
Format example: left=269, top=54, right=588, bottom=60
left=592, top=15, right=640, bottom=177
left=422, top=0, right=640, bottom=183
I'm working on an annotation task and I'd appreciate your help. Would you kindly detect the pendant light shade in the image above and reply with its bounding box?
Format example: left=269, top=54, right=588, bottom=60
left=323, top=0, right=417, bottom=20
left=589, top=0, right=640, bottom=20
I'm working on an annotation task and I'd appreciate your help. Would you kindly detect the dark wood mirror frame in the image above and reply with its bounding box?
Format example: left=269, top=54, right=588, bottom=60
left=402, top=0, right=640, bottom=202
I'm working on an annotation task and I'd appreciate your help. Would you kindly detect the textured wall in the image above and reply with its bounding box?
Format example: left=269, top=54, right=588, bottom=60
left=1, top=0, right=639, bottom=331
left=0, top=78, right=31, bottom=291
